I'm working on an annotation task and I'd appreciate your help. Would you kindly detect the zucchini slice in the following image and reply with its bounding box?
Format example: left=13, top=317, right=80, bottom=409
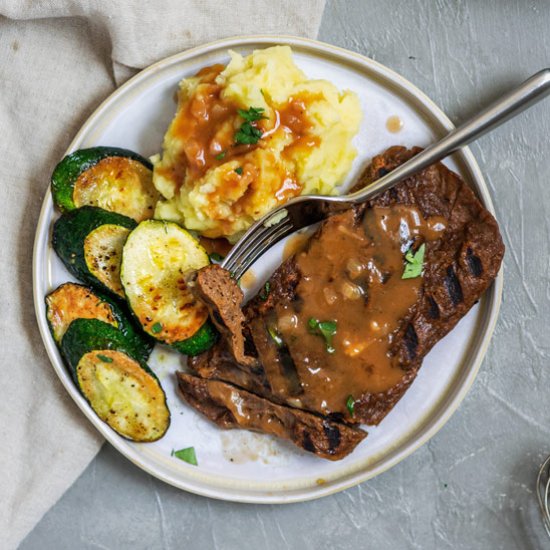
left=121, top=220, right=216, bottom=354
left=51, top=146, right=159, bottom=222
left=62, top=319, right=169, bottom=442
left=46, top=283, right=153, bottom=363
left=53, top=206, right=136, bottom=297
left=45, top=282, right=117, bottom=343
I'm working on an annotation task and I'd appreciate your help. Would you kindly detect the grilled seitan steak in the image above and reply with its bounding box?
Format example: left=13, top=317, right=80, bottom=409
left=180, top=146, right=504, bottom=460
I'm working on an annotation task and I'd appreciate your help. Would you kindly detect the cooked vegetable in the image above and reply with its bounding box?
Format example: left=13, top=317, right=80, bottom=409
left=171, top=447, right=198, bottom=466
left=61, top=318, right=147, bottom=377
left=45, top=283, right=153, bottom=363
left=402, top=243, right=426, bottom=279
left=208, top=252, right=224, bottom=263
left=52, top=206, right=136, bottom=297
left=171, top=321, right=218, bottom=356
left=62, top=319, right=169, bottom=442
left=51, top=146, right=159, bottom=221
left=307, top=318, right=337, bottom=354
left=121, top=220, right=216, bottom=355
left=45, top=282, right=117, bottom=343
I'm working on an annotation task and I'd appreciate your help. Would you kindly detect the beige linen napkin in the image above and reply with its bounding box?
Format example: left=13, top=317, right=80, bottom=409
left=0, top=2, right=325, bottom=547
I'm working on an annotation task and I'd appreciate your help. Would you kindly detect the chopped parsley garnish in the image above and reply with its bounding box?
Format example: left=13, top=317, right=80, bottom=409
left=151, top=322, right=163, bottom=334
left=267, top=324, right=284, bottom=348
left=402, top=243, right=426, bottom=279
left=215, top=151, right=226, bottom=160
left=308, top=318, right=337, bottom=354
left=237, top=106, right=265, bottom=122
left=234, top=166, right=243, bottom=175
left=171, top=447, right=198, bottom=466
left=259, top=281, right=271, bottom=301
left=97, top=354, right=113, bottom=363
left=235, top=124, right=263, bottom=145
left=209, top=252, right=225, bottom=263
left=346, top=395, right=355, bottom=417
left=235, top=106, right=265, bottom=145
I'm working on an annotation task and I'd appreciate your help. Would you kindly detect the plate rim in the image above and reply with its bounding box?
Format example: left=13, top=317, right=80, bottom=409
left=32, top=33, right=503, bottom=504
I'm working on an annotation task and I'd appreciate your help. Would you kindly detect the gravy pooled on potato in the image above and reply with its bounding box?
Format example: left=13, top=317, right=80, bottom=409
left=153, top=46, right=361, bottom=241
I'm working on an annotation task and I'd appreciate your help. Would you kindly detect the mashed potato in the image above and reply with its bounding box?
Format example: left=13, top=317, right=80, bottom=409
left=153, top=46, right=361, bottom=240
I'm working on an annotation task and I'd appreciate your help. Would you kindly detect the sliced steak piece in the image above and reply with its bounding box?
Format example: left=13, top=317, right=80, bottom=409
left=176, top=372, right=367, bottom=460
left=195, top=264, right=258, bottom=369
left=188, top=339, right=270, bottom=397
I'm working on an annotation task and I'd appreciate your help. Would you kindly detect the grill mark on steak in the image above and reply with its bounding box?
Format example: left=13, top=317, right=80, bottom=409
left=176, top=373, right=367, bottom=460
left=403, top=324, right=419, bottom=360
left=444, top=265, right=464, bottom=306
left=427, top=296, right=440, bottom=319
left=323, top=420, right=342, bottom=452
left=466, top=247, right=484, bottom=277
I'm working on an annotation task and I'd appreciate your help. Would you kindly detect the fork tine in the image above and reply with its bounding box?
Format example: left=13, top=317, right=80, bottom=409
left=225, top=222, right=281, bottom=270
left=222, top=209, right=288, bottom=271
left=230, top=219, right=294, bottom=280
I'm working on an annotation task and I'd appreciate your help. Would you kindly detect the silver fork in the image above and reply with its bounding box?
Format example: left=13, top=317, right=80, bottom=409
left=223, top=68, right=550, bottom=280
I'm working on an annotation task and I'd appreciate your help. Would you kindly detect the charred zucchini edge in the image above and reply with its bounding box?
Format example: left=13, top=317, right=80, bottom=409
left=46, top=282, right=153, bottom=364
left=51, top=146, right=153, bottom=213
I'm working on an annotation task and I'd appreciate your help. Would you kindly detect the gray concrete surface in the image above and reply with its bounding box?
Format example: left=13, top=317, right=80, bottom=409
left=20, top=1, right=550, bottom=548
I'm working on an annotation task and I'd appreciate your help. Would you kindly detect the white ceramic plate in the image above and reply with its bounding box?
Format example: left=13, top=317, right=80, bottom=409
left=33, top=35, right=503, bottom=503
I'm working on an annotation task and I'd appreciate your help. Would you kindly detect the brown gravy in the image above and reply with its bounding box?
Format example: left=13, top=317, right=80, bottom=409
left=274, top=205, right=447, bottom=415
left=282, top=231, right=311, bottom=261
left=165, top=66, right=320, bottom=207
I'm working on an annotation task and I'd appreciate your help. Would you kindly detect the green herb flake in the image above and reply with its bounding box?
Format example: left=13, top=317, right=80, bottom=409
left=235, top=122, right=263, bottom=145
left=97, top=354, right=113, bottom=363
left=259, top=281, right=271, bottom=301
left=402, top=243, right=426, bottom=279
left=234, top=166, right=243, bottom=175
left=237, top=106, right=265, bottom=122
left=267, top=324, right=284, bottom=348
left=308, top=318, right=337, bottom=353
left=346, top=395, right=355, bottom=417
left=209, top=252, right=225, bottom=263
left=151, top=322, right=163, bottom=334
left=171, top=447, right=198, bottom=466
left=215, top=151, right=226, bottom=160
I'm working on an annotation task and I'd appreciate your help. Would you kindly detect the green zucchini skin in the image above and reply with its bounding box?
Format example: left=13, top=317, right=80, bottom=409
left=46, top=283, right=153, bottom=364
left=52, top=206, right=136, bottom=296
left=51, top=146, right=153, bottom=213
left=171, top=321, right=219, bottom=356
left=120, top=219, right=218, bottom=356
left=62, top=319, right=170, bottom=442
left=61, top=318, right=155, bottom=381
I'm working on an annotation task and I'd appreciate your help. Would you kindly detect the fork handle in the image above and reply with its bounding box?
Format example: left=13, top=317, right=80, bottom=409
left=348, top=68, right=550, bottom=203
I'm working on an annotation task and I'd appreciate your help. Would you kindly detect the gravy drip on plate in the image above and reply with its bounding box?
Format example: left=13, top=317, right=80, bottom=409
left=386, top=115, right=404, bottom=133
left=274, top=205, right=446, bottom=415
